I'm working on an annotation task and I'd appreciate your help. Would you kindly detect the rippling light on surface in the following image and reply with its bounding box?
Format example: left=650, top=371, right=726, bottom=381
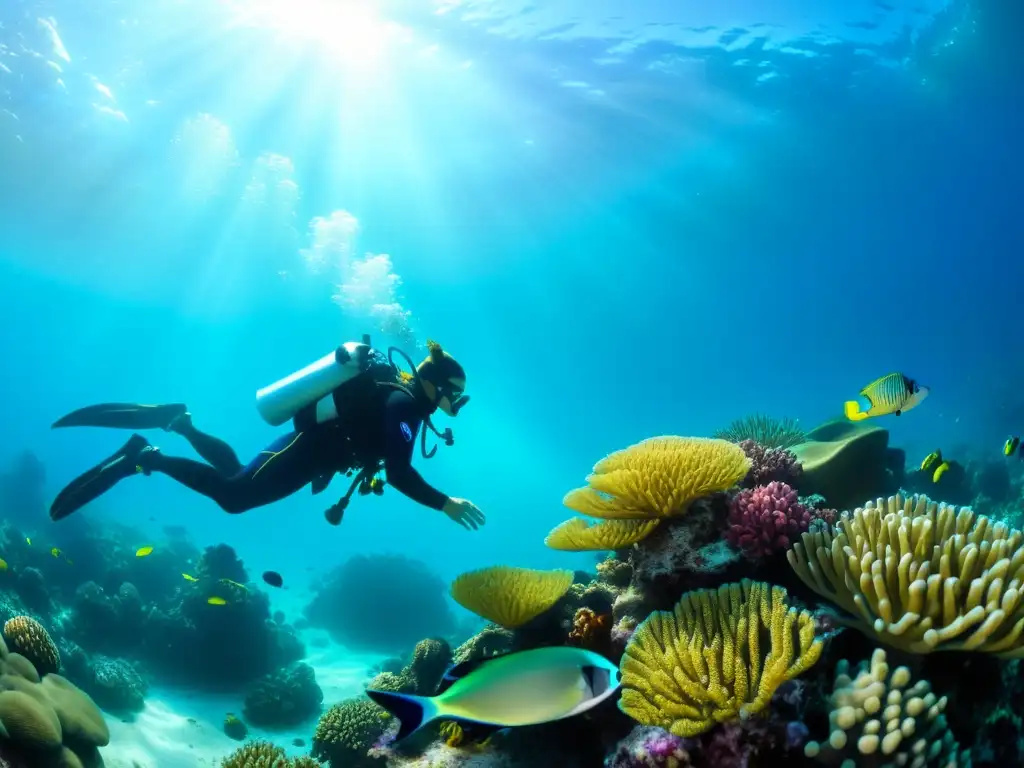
left=222, top=0, right=413, bottom=77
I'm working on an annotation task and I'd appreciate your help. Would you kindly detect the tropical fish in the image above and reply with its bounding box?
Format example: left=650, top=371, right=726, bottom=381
left=182, top=573, right=198, bottom=582
left=844, top=373, right=929, bottom=421
left=366, top=646, right=621, bottom=742
left=136, top=546, right=154, bottom=557
left=262, top=571, right=284, bottom=588
left=219, top=578, right=248, bottom=591
left=921, top=450, right=942, bottom=473
left=932, top=462, right=951, bottom=483
left=1005, top=436, right=1020, bottom=457
left=24, top=538, right=31, bottom=546
left=0, top=558, right=7, bottom=572
left=50, top=547, right=61, bottom=558
left=207, top=596, right=227, bottom=606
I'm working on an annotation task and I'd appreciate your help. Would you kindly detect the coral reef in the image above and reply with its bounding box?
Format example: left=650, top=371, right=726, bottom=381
left=243, top=662, right=324, bottom=728
left=714, top=415, right=807, bottom=450
left=789, top=493, right=1024, bottom=654
left=619, top=580, right=822, bottom=737
left=738, top=440, right=803, bottom=489
left=304, top=554, right=456, bottom=654
left=726, top=482, right=815, bottom=559
left=805, top=648, right=969, bottom=766
left=218, top=739, right=320, bottom=767
left=312, top=698, right=392, bottom=767
left=450, top=566, right=574, bottom=629
left=547, top=437, right=750, bottom=551
left=789, top=419, right=904, bottom=510
left=0, top=632, right=109, bottom=767
left=2, top=616, right=59, bottom=675
left=76, top=655, right=148, bottom=714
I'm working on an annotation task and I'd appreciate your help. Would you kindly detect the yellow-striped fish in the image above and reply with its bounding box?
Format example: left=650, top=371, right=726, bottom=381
left=183, top=573, right=198, bottom=582
left=207, top=596, right=227, bottom=606
left=921, top=450, right=942, bottom=473
left=136, top=546, right=154, bottom=558
left=219, top=578, right=248, bottom=591
left=844, top=373, right=928, bottom=421
left=1005, top=436, right=1020, bottom=457
left=932, top=462, right=951, bottom=483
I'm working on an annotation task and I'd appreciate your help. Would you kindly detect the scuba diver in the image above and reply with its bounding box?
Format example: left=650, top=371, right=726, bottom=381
left=49, top=338, right=486, bottom=531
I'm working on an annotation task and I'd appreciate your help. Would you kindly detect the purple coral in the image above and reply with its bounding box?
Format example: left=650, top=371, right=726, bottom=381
left=606, top=726, right=693, bottom=767
left=725, top=481, right=813, bottom=559
left=738, top=440, right=802, bottom=488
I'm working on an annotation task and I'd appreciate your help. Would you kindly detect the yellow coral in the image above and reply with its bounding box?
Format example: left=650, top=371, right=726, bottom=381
left=564, top=437, right=750, bottom=520
left=547, top=437, right=749, bottom=551
left=787, top=493, right=1024, bottom=655
left=440, top=721, right=464, bottom=747
left=450, top=566, right=573, bottom=628
left=2, top=616, right=60, bottom=675
left=804, top=648, right=968, bottom=766
left=618, top=580, right=822, bottom=737
left=545, top=518, right=660, bottom=551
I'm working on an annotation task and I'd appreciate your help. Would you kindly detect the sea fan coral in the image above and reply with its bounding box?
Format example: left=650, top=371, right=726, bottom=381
left=738, top=440, right=803, bottom=488
left=725, top=482, right=814, bottom=559
left=546, top=518, right=660, bottom=551
left=449, top=566, right=573, bottom=629
left=2, top=616, right=59, bottom=675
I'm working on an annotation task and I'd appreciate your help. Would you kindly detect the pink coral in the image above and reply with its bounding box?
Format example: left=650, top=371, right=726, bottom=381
left=738, top=440, right=802, bottom=488
left=725, top=482, right=812, bottom=559
left=606, top=726, right=693, bottom=767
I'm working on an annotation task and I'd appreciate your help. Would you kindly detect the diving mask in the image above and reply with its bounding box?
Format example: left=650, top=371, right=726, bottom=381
left=438, top=382, right=470, bottom=415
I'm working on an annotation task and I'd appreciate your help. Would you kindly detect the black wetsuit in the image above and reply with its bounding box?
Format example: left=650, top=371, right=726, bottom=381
left=142, top=388, right=448, bottom=514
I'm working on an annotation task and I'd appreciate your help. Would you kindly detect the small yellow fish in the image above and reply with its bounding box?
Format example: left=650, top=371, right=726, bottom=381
left=1005, top=436, right=1020, bottom=457
left=183, top=573, right=198, bottom=582
left=0, top=558, right=8, bottom=572
left=932, top=462, right=950, bottom=483
left=50, top=547, right=61, bottom=558
left=207, top=596, right=227, bottom=606
left=921, top=450, right=942, bottom=473
left=25, top=538, right=31, bottom=546
left=136, top=546, right=154, bottom=558
left=844, top=373, right=929, bottom=421
left=219, top=578, right=248, bottom=591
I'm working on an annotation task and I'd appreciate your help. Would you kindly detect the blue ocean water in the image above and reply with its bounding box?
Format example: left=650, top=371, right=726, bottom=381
left=0, top=0, right=1021, bottom=765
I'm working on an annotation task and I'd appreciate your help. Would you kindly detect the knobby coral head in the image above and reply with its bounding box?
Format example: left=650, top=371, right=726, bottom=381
left=725, top=481, right=813, bottom=558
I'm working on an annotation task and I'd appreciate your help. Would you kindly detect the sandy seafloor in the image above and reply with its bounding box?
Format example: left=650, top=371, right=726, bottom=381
left=98, top=628, right=384, bottom=767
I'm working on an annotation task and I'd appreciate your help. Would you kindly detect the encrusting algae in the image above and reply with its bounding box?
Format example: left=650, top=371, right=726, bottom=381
left=618, top=580, right=822, bottom=737
left=788, top=493, right=1024, bottom=655
left=547, top=436, right=750, bottom=551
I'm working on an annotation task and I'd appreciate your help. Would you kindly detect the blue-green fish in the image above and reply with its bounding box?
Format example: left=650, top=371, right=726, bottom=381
left=366, top=646, right=621, bottom=741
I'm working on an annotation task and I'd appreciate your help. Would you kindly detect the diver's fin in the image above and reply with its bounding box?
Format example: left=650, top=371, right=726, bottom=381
left=364, top=690, right=440, bottom=742
left=843, top=401, right=869, bottom=421
left=52, top=403, right=188, bottom=430
left=311, top=473, right=332, bottom=495
left=435, top=651, right=515, bottom=695
left=50, top=434, right=152, bottom=521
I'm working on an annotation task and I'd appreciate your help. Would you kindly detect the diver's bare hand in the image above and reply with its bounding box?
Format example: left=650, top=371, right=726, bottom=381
left=442, top=497, right=485, bottom=530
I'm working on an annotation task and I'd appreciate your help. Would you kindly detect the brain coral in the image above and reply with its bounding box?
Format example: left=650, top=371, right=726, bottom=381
left=2, top=617, right=59, bottom=676
left=0, top=633, right=109, bottom=767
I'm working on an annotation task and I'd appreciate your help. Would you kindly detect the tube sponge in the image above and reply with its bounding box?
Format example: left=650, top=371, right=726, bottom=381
left=449, top=566, right=574, bottom=628
left=618, top=580, right=822, bottom=737
left=787, top=493, right=1024, bottom=655
left=804, top=648, right=969, bottom=767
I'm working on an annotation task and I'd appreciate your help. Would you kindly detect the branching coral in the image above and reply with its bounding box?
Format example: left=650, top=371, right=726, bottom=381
left=218, top=739, right=320, bottom=767
left=787, top=493, right=1024, bottom=655
left=2, top=617, right=59, bottom=675
left=738, top=440, right=803, bottom=488
left=548, top=437, right=750, bottom=551
left=618, top=580, right=822, bottom=737
left=714, top=415, right=806, bottom=450
left=804, top=648, right=969, bottom=766
left=449, top=566, right=573, bottom=628
left=726, top=482, right=814, bottom=559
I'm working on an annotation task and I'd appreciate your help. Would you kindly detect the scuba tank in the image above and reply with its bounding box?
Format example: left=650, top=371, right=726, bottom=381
left=255, top=337, right=375, bottom=427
